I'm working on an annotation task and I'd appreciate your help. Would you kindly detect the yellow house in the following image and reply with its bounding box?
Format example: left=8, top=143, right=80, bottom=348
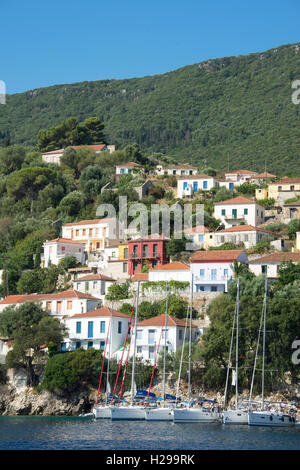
left=118, top=242, right=128, bottom=260
left=268, top=177, right=300, bottom=200
left=255, top=188, right=269, bottom=200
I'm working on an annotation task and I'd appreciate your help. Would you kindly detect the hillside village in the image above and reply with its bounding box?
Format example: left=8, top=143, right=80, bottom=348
left=0, top=129, right=299, bottom=411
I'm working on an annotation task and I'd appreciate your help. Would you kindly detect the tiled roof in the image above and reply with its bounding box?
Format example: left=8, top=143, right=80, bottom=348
left=131, top=273, right=149, bottom=281
left=249, top=252, right=300, bottom=264
left=216, top=225, right=275, bottom=235
left=183, top=225, right=210, bottom=233
left=214, top=196, right=257, bottom=205
left=116, top=162, right=141, bottom=167
left=190, top=249, right=245, bottom=262
left=75, top=274, right=116, bottom=282
left=138, top=313, right=197, bottom=328
left=44, top=238, right=85, bottom=244
left=225, top=170, right=257, bottom=175
left=42, top=144, right=107, bottom=155
left=63, top=217, right=115, bottom=227
left=150, top=261, right=189, bottom=271
left=167, top=164, right=198, bottom=169
left=177, top=174, right=211, bottom=180
left=0, top=290, right=100, bottom=305
left=70, top=307, right=130, bottom=319
left=270, top=177, right=300, bottom=184
left=252, top=172, right=276, bottom=178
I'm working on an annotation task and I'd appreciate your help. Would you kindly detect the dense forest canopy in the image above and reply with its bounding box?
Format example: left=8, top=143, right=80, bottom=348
left=1, top=43, right=300, bottom=174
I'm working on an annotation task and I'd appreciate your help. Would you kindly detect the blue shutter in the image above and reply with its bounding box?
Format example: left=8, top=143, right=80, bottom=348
left=88, top=321, right=93, bottom=338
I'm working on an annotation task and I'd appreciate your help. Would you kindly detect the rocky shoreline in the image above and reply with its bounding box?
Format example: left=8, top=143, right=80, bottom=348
left=1, top=380, right=299, bottom=417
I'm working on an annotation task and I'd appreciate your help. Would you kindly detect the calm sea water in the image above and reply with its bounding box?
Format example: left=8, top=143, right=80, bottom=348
left=0, top=416, right=299, bottom=450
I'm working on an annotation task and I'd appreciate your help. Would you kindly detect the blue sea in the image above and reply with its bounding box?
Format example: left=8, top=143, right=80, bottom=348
left=0, top=416, right=299, bottom=450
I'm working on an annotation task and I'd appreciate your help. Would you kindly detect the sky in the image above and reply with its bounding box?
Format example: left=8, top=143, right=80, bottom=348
left=1, top=0, right=300, bottom=94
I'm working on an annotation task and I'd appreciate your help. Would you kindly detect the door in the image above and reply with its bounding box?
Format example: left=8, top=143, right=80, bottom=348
left=193, top=182, right=198, bottom=192
left=232, top=209, right=237, bottom=219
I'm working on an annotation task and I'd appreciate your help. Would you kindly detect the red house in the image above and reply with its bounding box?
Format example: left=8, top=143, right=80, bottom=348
left=128, top=234, right=170, bottom=276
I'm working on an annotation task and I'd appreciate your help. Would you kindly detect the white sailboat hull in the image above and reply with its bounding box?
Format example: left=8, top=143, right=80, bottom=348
left=222, top=409, right=248, bottom=424
left=248, top=411, right=297, bottom=427
left=110, top=406, right=145, bottom=420
left=145, top=407, right=174, bottom=421
left=93, top=405, right=111, bottom=419
left=173, top=408, right=220, bottom=423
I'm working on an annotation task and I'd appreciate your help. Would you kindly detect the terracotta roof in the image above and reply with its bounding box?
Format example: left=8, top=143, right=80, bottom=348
left=270, top=177, right=300, bottom=184
left=131, top=273, right=149, bottom=281
left=42, top=144, right=107, bottom=155
left=138, top=313, right=197, bottom=328
left=44, top=238, right=85, bottom=245
left=249, top=252, right=300, bottom=264
left=252, top=172, right=276, bottom=178
left=63, top=217, right=115, bottom=227
left=68, top=267, right=95, bottom=272
left=167, top=164, right=198, bottom=169
left=215, top=225, right=275, bottom=235
left=42, top=149, right=64, bottom=155
left=225, top=170, right=257, bottom=175
left=177, top=174, right=211, bottom=180
left=70, top=307, right=130, bottom=319
left=116, top=162, right=141, bottom=167
left=183, top=225, right=210, bottom=233
left=214, top=196, right=258, bottom=205
left=0, top=290, right=100, bottom=305
left=75, top=274, right=116, bottom=282
left=149, top=261, right=189, bottom=271
left=190, top=249, right=245, bottom=262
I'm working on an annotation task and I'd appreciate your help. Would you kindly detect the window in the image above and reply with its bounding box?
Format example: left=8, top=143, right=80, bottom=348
left=183, top=182, right=188, bottom=190
left=123, top=262, right=128, bottom=273
left=137, top=346, right=142, bottom=354
left=133, top=261, right=138, bottom=272
left=76, top=282, right=80, bottom=290
left=179, top=329, right=183, bottom=340
left=153, top=244, right=158, bottom=257
left=203, top=181, right=208, bottom=189
left=85, top=281, right=89, bottom=292
left=244, top=208, right=248, bottom=215
left=224, top=269, right=228, bottom=277
left=148, top=329, right=155, bottom=344
left=57, top=301, right=62, bottom=313
left=93, top=281, right=97, bottom=289
left=61, top=342, right=66, bottom=351
left=143, top=244, right=148, bottom=257
left=100, top=321, right=105, bottom=334
left=221, top=209, right=226, bottom=216
left=75, top=342, right=81, bottom=349
left=262, top=265, right=267, bottom=274
left=96, top=242, right=100, bottom=249
left=136, top=329, right=142, bottom=340
left=76, top=230, right=79, bottom=236
left=244, top=234, right=249, bottom=242
left=200, top=269, right=205, bottom=277
left=152, top=260, right=157, bottom=268
left=100, top=341, right=105, bottom=350
left=211, top=286, right=217, bottom=292
left=67, top=300, right=72, bottom=310
left=76, top=321, right=81, bottom=334
left=118, top=321, right=122, bottom=334
left=198, top=234, right=204, bottom=242
left=196, top=285, right=205, bottom=292
left=133, top=245, right=138, bottom=257
left=162, top=329, right=168, bottom=340
left=82, top=229, right=86, bottom=236
left=211, top=269, right=217, bottom=280
left=149, top=346, right=155, bottom=360
left=220, top=236, right=225, bottom=243
left=88, top=321, right=93, bottom=338
left=88, top=341, right=93, bottom=349
left=46, top=301, right=51, bottom=311
left=232, top=209, right=237, bottom=219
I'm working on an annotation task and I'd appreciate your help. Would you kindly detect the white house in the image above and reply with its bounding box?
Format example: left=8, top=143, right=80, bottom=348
left=224, top=170, right=258, bottom=185
left=190, top=249, right=248, bottom=293
left=123, top=314, right=199, bottom=365
left=156, top=164, right=198, bottom=176
left=0, top=290, right=100, bottom=316
left=248, top=252, right=300, bottom=278
left=214, top=196, right=265, bottom=228
left=115, top=162, right=141, bottom=175
left=211, top=225, right=276, bottom=249
left=72, top=274, right=116, bottom=303
left=148, top=261, right=190, bottom=283
left=297, top=232, right=300, bottom=251
left=181, top=225, right=212, bottom=249
left=62, top=307, right=131, bottom=353
left=177, top=174, right=216, bottom=198
left=62, top=217, right=123, bottom=252
left=42, top=144, right=110, bottom=165
left=41, top=238, right=86, bottom=268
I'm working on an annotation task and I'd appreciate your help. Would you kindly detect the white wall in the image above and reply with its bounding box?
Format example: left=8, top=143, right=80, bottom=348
left=214, top=203, right=265, bottom=228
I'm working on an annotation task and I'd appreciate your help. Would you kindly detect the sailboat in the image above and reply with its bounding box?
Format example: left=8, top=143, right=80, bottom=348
left=248, top=279, right=298, bottom=427
left=93, top=303, right=113, bottom=419
left=173, top=274, right=220, bottom=423
left=222, top=279, right=249, bottom=424
left=111, top=281, right=146, bottom=420
left=145, top=291, right=174, bottom=421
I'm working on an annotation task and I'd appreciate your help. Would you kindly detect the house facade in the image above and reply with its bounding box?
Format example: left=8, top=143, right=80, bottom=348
left=148, top=261, right=191, bottom=283
left=42, top=144, right=110, bottom=165
left=190, top=249, right=248, bottom=293
left=63, top=307, right=130, bottom=353
left=41, top=238, right=86, bottom=268
left=248, top=252, right=300, bottom=278
left=211, top=225, right=276, bottom=249
left=267, top=177, right=300, bottom=202
left=214, top=196, right=265, bottom=228
left=121, top=314, right=199, bottom=365
left=282, top=201, right=300, bottom=223
left=177, top=174, right=215, bottom=198
left=115, top=162, right=141, bottom=175
left=224, top=170, right=258, bottom=185
left=62, top=218, right=123, bottom=252
left=72, top=274, right=116, bottom=303
left=128, top=234, right=170, bottom=275
left=156, top=164, right=198, bottom=176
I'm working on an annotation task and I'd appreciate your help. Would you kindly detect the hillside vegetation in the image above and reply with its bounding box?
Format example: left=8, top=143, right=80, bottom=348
left=1, top=43, right=300, bottom=174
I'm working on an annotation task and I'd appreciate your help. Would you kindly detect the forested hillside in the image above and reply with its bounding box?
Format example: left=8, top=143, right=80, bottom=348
left=1, top=42, right=300, bottom=174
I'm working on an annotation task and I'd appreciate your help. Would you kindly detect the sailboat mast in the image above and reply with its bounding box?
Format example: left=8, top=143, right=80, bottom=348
left=188, top=273, right=193, bottom=408
left=105, top=301, right=113, bottom=405
left=262, top=278, right=267, bottom=411
left=235, top=278, right=240, bottom=410
left=163, top=289, right=169, bottom=408
left=131, top=280, right=140, bottom=405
